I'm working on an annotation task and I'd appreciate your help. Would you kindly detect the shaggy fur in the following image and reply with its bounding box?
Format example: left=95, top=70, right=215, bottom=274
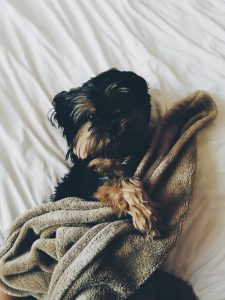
left=50, top=69, right=155, bottom=234
left=0, top=91, right=216, bottom=299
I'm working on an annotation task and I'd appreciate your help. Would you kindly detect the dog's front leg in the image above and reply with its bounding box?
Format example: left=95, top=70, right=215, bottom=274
left=94, top=178, right=160, bottom=237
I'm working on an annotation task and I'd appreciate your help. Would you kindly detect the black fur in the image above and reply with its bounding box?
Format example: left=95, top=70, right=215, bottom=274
left=52, top=158, right=100, bottom=200
left=50, top=68, right=151, bottom=201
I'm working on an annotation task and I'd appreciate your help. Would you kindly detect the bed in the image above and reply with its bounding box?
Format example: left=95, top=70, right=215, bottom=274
left=0, top=1, right=224, bottom=299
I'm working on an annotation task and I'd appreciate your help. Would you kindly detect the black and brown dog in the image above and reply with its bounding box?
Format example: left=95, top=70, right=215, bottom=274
left=50, top=68, right=159, bottom=235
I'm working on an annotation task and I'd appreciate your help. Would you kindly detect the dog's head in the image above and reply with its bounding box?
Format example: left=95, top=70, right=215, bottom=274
left=50, top=68, right=151, bottom=160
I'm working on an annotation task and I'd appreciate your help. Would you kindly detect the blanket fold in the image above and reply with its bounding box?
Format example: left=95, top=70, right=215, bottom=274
left=0, top=91, right=217, bottom=299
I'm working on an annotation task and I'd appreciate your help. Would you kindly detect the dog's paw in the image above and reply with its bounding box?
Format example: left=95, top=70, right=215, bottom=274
left=124, top=186, right=161, bottom=237
left=128, top=204, right=160, bottom=237
left=95, top=178, right=162, bottom=237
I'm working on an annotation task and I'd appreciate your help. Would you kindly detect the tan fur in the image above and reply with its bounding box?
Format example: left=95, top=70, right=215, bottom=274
left=74, top=121, right=92, bottom=159
left=74, top=126, right=111, bottom=159
left=95, top=178, right=159, bottom=236
left=88, top=157, right=128, bottom=172
left=71, top=97, right=96, bottom=120
left=88, top=158, right=114, bottom=173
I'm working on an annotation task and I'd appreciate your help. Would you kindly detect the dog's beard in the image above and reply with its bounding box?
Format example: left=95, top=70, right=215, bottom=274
left=74, top=121, right=112, bottom=159
left=74, top=118, right=149, bottom=160
left=74, top=121, right=91, bottom=159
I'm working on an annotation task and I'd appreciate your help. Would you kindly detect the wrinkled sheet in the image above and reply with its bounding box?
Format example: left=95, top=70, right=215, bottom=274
left=0, top=1, right=224, bottom=299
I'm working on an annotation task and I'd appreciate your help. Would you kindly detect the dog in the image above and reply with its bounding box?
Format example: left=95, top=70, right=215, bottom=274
left=50, top=68, right=159, bottom=236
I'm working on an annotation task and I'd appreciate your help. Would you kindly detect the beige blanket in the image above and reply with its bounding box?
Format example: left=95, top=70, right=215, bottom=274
left=0, top=91, right=217, bottom=299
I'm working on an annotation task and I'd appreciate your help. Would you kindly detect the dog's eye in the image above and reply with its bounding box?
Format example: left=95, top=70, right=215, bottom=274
left=114, top=109, right=121, bottom=115
left=87, top=114, right=94, bottom=120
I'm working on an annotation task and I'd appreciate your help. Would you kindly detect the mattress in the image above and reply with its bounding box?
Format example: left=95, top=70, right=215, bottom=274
left=0, top=0, right=224, bottom=299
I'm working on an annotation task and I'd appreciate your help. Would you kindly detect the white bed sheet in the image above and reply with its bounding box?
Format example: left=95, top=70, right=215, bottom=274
left=0, top=0, right=225, bottom=299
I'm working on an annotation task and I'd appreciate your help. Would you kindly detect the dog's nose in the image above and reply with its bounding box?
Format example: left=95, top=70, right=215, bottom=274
left=92, top=115, right=119, bottom=135
left=103, top=122, right=120, bottom=136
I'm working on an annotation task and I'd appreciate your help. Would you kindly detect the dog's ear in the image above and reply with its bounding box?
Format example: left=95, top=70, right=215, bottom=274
left=50, top=89, right=79, bottom=148
left=52, top=90, right=74, bottom=127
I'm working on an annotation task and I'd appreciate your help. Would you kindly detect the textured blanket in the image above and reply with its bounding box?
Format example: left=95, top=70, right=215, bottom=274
left=0, top=91, right=217, bottom=299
